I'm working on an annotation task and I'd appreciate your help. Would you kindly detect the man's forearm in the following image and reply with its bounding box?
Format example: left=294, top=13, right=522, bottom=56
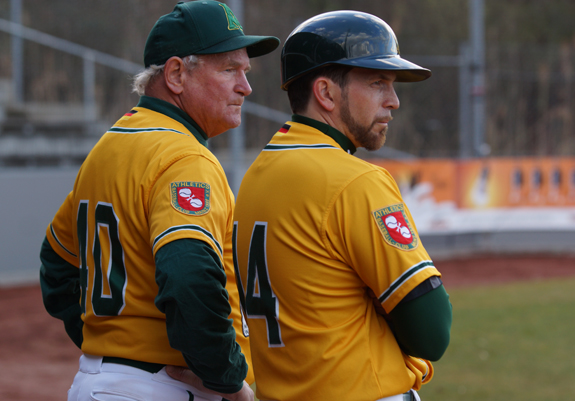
left=389, top=284, right=452, bottom=361
left=39, top=236, right=83, bottom=348
left=155, top=238, right=248, bottom=393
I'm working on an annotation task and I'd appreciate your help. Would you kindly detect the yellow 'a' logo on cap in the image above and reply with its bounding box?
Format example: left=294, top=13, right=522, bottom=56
left=219, top=3, right=243, bottom=31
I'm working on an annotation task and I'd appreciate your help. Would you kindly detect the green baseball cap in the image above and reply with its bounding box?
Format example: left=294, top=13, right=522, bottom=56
left=144, top=0, right=280, bottom=67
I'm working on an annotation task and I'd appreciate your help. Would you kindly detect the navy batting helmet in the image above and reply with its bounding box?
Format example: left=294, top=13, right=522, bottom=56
left=281, top=10, right=431, bottom=90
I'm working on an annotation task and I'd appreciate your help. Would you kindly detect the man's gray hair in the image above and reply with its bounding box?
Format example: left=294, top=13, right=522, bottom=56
left=132, top=54, right=202, bottom=96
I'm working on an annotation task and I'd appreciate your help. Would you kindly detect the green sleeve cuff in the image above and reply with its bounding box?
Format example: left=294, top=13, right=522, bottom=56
left=39, top=236, right=83, bottom=349
left=389, top=283, right=452, bottom=361
left=155, top=238, right=247, bottom=393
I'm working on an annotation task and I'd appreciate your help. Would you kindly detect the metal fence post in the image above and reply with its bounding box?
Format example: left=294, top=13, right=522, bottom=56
left=459, top=43, right=472, bottom=159
left=470, top=0, right=486, bottom=156
left=83, top=51, right=97, bottom=135
left=10, top=0, right=23, bottom=104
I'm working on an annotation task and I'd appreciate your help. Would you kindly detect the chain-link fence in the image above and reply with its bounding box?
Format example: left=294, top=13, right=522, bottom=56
left=487, top=42, right=575, bottom=157
left=0, top=0, right=574, bottom=166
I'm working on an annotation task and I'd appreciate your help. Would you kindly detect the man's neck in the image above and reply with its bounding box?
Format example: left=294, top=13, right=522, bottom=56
left=299, top=108, right=357, bottom=149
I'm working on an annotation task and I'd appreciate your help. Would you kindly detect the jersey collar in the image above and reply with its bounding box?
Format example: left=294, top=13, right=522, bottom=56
left=291, top=114, right=357, bottom=155
left=137, top=96, right=208, bottom=147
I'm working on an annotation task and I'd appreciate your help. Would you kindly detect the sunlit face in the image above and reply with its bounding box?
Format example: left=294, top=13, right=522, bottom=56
left=338, top=68, right=400, bottom=150
left=180, top=48, right=252, bottom=137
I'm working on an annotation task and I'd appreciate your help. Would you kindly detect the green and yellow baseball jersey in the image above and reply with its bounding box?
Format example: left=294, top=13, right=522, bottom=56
left=233, top=115, right=439, bottom=401
left=45, top=96, right=252, bottom=382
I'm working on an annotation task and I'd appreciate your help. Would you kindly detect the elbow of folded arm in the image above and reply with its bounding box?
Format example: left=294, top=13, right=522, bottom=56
left=399, top=324, right=451, bottom=362
left=389, top=284, right=453, bottom=362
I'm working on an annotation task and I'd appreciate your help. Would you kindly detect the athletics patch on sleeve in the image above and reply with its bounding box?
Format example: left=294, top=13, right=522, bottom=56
left=372, top=203, right=419, bottom=251
left=171, top=182, right=210, bottom=216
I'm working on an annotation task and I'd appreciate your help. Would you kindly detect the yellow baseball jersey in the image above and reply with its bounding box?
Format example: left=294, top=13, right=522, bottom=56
left=233, top=115, right=439, bottom=400
left=46, top=96, right=252, bottom=381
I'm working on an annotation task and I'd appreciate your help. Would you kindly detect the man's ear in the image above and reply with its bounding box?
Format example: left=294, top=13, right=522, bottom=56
left=164, top=56, right=185, bottom=95
left=311, top=77, right=338, bottom=112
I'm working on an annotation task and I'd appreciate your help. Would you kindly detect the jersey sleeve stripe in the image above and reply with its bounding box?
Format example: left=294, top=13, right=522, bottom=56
left=152, top=224, right=223, bottom=259
left=263, top=144, right=339, bottom=151
left=49, top=224, right=77, bottom=258
left=107, top=127, right=189, bottom=136
left=377, top=260, right=436, bottom=304
left=421, top=359, right=430, bottom=381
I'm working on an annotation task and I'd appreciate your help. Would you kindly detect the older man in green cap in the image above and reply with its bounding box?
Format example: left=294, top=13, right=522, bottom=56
left=39, top=1, right=279, bottom=400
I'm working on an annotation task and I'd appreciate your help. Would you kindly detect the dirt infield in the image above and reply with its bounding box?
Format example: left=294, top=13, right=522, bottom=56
left=1, top=254, right=574, bottom=400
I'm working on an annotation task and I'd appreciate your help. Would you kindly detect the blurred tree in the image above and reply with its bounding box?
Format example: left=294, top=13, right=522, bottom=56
left=4, top=0, right=575, bottom=158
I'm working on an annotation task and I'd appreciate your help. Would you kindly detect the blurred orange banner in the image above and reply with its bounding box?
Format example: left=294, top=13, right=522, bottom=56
left=368, top=157, right=575, bottom=209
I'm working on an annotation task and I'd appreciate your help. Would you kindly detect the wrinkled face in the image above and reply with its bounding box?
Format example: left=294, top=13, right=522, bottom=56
left=339, top=68, right=399, bottom=151
left=180, top=48, right=252, bottom=137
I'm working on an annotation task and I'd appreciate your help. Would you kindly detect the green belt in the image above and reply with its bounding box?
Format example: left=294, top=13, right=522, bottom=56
left=102, top=356, right=166, bottom=374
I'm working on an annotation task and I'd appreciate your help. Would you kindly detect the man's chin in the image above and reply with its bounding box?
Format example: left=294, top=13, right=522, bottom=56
left=226, top=116, right=242, bottom=130
left=361, top=133, right=387, bottom=151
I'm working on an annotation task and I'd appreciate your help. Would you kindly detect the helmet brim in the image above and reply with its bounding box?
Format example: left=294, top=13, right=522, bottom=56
left=281, top=54, right=431, bottom=90
left=337, top=55, right=431, bottom=82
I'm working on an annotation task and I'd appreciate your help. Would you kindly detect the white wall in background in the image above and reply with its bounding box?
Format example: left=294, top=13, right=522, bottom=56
left=0, top=168, right=78, bottom=286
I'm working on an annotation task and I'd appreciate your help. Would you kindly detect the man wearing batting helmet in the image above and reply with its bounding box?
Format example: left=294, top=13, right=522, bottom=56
left=39, top=1, right=278, bottom=400
left=232, top=11, right=452, bottom=401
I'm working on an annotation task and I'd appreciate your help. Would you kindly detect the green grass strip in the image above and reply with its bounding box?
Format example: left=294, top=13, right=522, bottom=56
left=419, top=277, right=575, bottom=401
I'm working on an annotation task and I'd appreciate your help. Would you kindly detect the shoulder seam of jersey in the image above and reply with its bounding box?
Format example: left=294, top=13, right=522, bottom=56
left=152, top=224, right=223, bottom=259
left=107, top=127, right=190, bottom=136
left=378, top=260, right=435, bottom=304
left=263, top=143, right=339, bottom=151
left=321, top=168, right=387, bottom=260
left=50, top=224, right=77, bottom=258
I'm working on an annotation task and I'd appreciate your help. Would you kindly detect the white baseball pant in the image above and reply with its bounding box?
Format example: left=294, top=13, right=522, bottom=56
left=67, top=354, right=226, bottom=401
left=376, top=389, right=421, bottom=401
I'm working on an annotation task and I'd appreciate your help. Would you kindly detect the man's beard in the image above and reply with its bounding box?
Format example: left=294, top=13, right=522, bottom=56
left=340, top=93, right=388, bottom=151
